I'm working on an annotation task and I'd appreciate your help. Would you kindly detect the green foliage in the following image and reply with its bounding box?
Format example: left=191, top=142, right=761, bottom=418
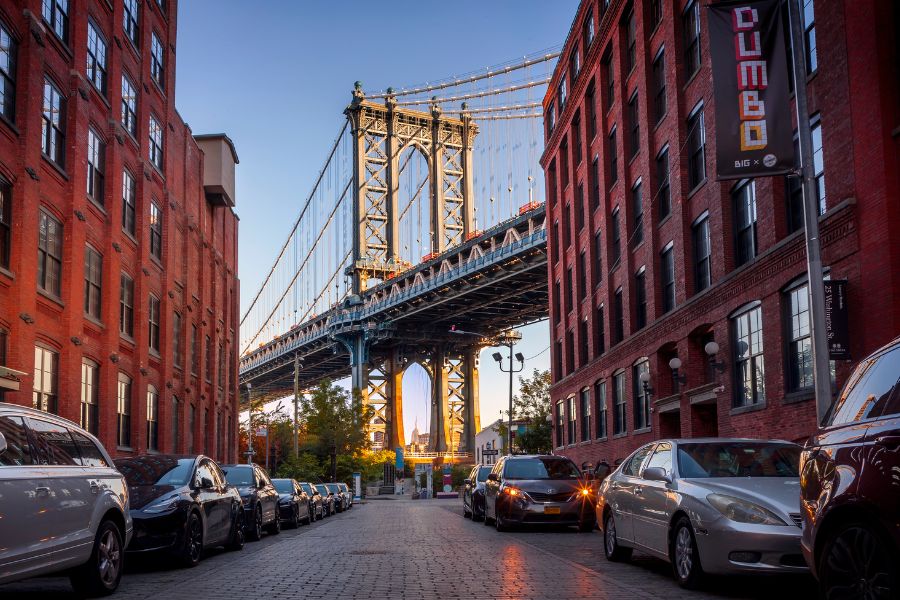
left=499, top=369, right=553, bottom=454
left=275, top=452, right=324, bottom=482
left=431, top=463, right=472, bottom=493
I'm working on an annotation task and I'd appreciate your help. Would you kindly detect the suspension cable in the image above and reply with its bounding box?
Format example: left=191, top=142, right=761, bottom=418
left=461, top=101, right=542, bottom=114
left=396, top=77, right=551, bottom=106
left=475, top=112, right=543, bottom=121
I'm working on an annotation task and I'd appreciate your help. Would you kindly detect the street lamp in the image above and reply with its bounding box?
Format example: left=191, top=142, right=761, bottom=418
left=245, top=382, right=254, bottom=465
left=639, top=369, right=654, bottom=401
left=668, top=357, right=688, bottom=393
left=704, top=341, right=727, bottom=378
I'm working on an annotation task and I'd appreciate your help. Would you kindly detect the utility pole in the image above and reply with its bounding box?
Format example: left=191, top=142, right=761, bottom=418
left=246, top=383, right=254, bottom=465
left=293, top=353, right=300, bottom=458
left=788, top=0, right=832, bottom=424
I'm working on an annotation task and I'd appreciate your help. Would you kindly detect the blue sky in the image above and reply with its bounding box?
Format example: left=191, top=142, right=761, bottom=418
left=175, top=0, right=578, bottom=442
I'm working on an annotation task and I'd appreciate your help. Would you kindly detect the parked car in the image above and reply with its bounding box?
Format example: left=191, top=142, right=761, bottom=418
left=220, top=463, right=280, bottom=540
left=326, top=482, right=348, bottom=512
left=483, top=455, right=595, bottom=532
left=339, top=482, right=353, bottom=508
left=800, top=337, right=900, bottom=598
left=299, top=482, right=324, bottom=520
left=0, top=403, right=133, bottom=596
left=315, top=483, right=336, bottom=516
left=597, top=438, right=806, bottom=589
left=462, top=464, right=493, bottom=521
left=272, top=478, right=311, bottom=528
left=115, top=454, right=244, bottom=568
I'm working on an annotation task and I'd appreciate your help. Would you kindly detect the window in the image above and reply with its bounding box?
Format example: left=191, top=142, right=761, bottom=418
left=572, top=114, right=582, bottom=165
left=0, top=415, right=33, bottom=466
left=41, top=78, right=65, bottom=167
left=608, top=127, right=618, bottom=184
left=567, top=396, right=577, bottom=444
left=33, top=346, right=58, bottom=413
left=595, top=381, right=607, bottom=438
left=624, top=8, right=636, bottom=73
left=29, top=418, right=78, bottom=465
left=627, top=93, right=639, bottom=158
left=205, top=335, right=213, bottom=382
left=586, top=82, right=597, bottom=140
left=569, top=47, right=580, bottom=80
left=86, top=22, right=107, bottom=94
left=548, top=162, right=557, bottom=207
left=556, top=400, right=564, bottom=446
left=590, top=156, right=600, bottom=212
left=613, top=287, right=624, bottom=343
left=42, top=0, right=68, bottom=43
left=828, top=347, right=900, bottom=426
left=38, top=210, right=62, bottom=297
left=786, top=171, right=804, bottom=234
left=652, top=49, right=666, bottom=123
left=634, top=269, right=647, bottom=330
left=595, top=305, right=606, bottom=355
left=123, top=0, right=139, bottom=46
left=578, top=251, right=587, bottom=300
left=150, top=32, right=164, bottom=87
left=0, top=179, right=10, bottom=269
left=579, top=318, right=589, bottom=365
left=593, top=231, right=603, bottom=284
left=692, top=213, right=711, bottom=293
left=611, top=206, right=621, bottom=265
left=565, top=267, right=573, bottom=313
left=150, top=201, right=163, bottom=259
left=149, top=115, right=163, bottom=170
left=580, top=388, right=591, bottom=442
left=553, top=279, right=561, bottom=323
left=557, top=75, right=567, bottom=112
left=121, top=75, right=137, bottom=137
left=546, top=100, right=555, bottom=135
left=733, top=304, right=765, bottom=407
left=811, top=117, right=825, bottom=214
left=87, top=129, right=105, bottom=202
left=117, top=373, right=131, bottom=447
left=603, top=47, right=614, bottom=111
left=631, top=180, right=643, bottom=247
left=122, top=170, right=136, bottom=235
left=81, top=359, right=99, bottom=434
left=173, top=311, right=183, bottom=368
left=120, top=273, right=134, bottom=336
left=188, top=404, right=195, bottom=454
left=613, top=371, right=626, bottom=434
left=733, top=180, right=758, bottom=266
left=576, top=183, right=585, bottom=230
left=561, top=139, right=569, bottom=188
left=70, top=429, right=107, bottom=467
left=633, top=360, right=650, bottom=430
left=172, top=396, right=180, bottom=452
left=0, top=328, right=6, bottom=368
left=147, top=386, right=159, bottom=450
left=645, top=442, right=672, bottom=474
left=582, top=8, right=594, bottom=51
left=800, top=0, right=817, bottom=73
left=565, top=331, right=575, bottom=376
left=0, top=22, right=17, bottom=122
left=156, top=0, right=166, bottom=13
left=683, top=0, right=701, bottom=80
left=84, top=245, right=102, bottom=319
left=650, top=0, right=663, bottom=30
left=554, top=340, right=563, bottom=381
left=148, top=295, right=160, bottom=352
left=661, top=243, right=676, bottom=313
left=218, top=344, right=225, bottom=389
left=687, top=104, right=706, bottom=189
left=191, top=323, right=199, bottom=375
left=622, top=444, right=654, bottom=476
left=656, top=147, right=670, bottom=220
left=785, top=283, right=813, bottom=392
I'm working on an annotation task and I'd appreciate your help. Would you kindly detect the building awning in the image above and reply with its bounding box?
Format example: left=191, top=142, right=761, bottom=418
left=0, top=366, right=27, bottom=392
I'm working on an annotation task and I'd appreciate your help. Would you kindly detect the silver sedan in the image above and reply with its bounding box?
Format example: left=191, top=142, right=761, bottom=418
left=596, top=438, right=807, bottom=589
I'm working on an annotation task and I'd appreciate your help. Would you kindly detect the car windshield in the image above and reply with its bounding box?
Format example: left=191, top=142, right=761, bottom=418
left=223, top=466, right=254, bottom=486
left=315, top=484, right=328, bottom=494
left=300, top=483, right=313, bottom=494
left=115, top=456, right=194, bottom=487
left=273, top=479, right=294, bottom=494
left=677, top=443, right=800, bottom=478
left=326, top=483, right=340, bottom=493
left=504, top=457, right=581, bottom=480
left=476, top=466, right=492, bottom=482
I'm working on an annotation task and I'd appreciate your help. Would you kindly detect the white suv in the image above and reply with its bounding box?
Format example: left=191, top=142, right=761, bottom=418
left=0, top=403, right=132, bottom=596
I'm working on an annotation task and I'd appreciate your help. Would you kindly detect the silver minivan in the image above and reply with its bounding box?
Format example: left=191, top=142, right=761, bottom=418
left=0, top=403, right=133, bottom=596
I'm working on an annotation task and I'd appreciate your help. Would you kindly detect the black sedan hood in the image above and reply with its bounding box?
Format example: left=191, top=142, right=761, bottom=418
left=509, top=479, right=581, bottom=494
left=128, top=484, right=181, bottom=510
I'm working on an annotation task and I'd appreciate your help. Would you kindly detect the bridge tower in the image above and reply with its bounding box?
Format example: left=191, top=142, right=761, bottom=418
left=342, top=84, right=481, bottom=454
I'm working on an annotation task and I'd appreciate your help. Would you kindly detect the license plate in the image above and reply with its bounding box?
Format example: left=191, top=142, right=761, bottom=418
left=544, top=506, right=561, bottom=515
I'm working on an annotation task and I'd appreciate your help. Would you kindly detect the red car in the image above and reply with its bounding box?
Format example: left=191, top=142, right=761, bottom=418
left=799, top=336, right=900, bottom=598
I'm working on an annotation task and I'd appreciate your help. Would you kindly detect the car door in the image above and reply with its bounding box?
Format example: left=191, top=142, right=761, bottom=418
left=608, top=444, right=654, bottom=544
left=0, top=413, right=51, bottom=581
left=194, top=460, right=219, bottom=544
left=26, top=417, right=98, bottom=562
left=484, top=458, right=504, bottom=519
left=295, top=482, right=308, bottom=520
left=207, top=460, right=232, bottom=544
left=633, top=442, right=674, bottom=556
left=255, top=467, right=277, bottom=523
left=463, top=466, right=476, bottom=509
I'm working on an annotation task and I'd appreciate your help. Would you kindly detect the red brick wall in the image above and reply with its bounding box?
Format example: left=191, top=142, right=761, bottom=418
left=541, top=0, right=900, bottom=466
left=0, top=0, right=240, bottom=462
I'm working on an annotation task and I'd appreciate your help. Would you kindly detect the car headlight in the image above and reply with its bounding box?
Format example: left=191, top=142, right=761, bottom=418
left=502, top=485, right=522, bottom=497
left=143, top=495, right=180, bottom=514
left=241, top=496, right=251, bottom=506
left=707, top=493, right=787, bottom=525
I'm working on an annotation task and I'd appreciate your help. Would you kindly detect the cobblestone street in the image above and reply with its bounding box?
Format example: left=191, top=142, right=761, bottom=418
left=3, top=497, right=817, bottom=599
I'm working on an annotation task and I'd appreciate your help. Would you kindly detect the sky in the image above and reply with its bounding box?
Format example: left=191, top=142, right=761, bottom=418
left=174, top=0, right=579, bottom=443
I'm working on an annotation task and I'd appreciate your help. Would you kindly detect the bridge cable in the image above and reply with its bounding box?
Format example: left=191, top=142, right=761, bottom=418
left=396, top=77, right=551, bottom=106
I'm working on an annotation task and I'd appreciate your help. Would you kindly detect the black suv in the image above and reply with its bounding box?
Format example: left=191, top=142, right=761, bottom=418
left=221, top=463, right=280, bottom=540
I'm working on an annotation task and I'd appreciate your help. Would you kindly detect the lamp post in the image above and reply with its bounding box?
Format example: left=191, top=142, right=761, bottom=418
left=668, top=357, right=688, bottom=393
left=245, top=382, right=254, bottom=465
left=639, top=369, right=654, bottom=401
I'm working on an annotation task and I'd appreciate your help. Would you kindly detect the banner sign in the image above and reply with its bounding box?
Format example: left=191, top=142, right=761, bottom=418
left=824, top=280, right=850, bottom=360
left=395, top=447, right=404, bottom=471
left=708, top=0, right=794, bottom=179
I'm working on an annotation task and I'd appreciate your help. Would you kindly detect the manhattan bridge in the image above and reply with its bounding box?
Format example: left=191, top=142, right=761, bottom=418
left=238, top=50, right=559, bottom=460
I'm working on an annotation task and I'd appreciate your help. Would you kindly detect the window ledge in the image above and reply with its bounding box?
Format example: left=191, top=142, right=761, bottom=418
left=37, top=288, right=65, bottom=309
left=783, top=390, right=814, bottom=405
left=658, top=212, right=673, bottom=228
left=651, top=113, right=668, bottom=133
left=594, top=436, right=608, bottom=443
left=683, top=68, right=702, bottom=90
left=633, top=427, right=652, bottom=435
left=612, top=432, right=628, bottom=439
left=578, top=440, right=592, bottom=446
left=84, top=314, right=104, bottom=329
left=41, top=154, right=69, bottom=181
left=150, top=255, right=164, bottom=270
left=0, top=112, right=19, bottom=136
left=119, top=333, right=136, bottom=347
left=86, top=196, right=107, bottom=217
left=0, top=266, right=14, bottom=282
left=116, top=446, right=134, bottom=452
left=686, top=179, right=708, bottom=201
left=730, top=401, right=767, bottom=416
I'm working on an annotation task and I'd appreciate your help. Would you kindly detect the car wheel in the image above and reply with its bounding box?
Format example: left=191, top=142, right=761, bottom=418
left=69, top=520, right=124, bottom=597
left=178, top=512, right=203, bottom=568
left=225, top=509, right=245, bottom=551
left=603, top=512, right=633, bottom=562
left=819, top=521, right=898, bottom=600
left=267, top=510, right=281, bottom=535
left=495, top=507, right=509, bottom=532
left=248, top=505, right=263, bottom=541
left=291, top=506, right=300, bottom=529
left=671, top=517, right=703, bottom=589
left=463, top=498, right=472, bottom=519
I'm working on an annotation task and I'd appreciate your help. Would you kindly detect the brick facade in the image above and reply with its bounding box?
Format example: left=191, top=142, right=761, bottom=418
left=0, top=0, right=241, bottom=462
left=541, top=0, right=900, bottom=466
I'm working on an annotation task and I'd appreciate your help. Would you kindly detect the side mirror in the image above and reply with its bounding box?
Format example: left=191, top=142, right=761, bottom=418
left=200, top=476, right=215, bottom=489
left=594, top=462, right=612, bottom=481
left=0, top=431, right=6, bottom=455
left=643, top=467, right=672, bottom=484
left=487, top=473, right=500, bottom=482
left=463, top=478, right=472, bottom=486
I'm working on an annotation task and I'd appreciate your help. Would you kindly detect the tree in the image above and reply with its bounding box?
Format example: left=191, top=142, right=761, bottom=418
left=512, top=368, right=552, bottom=454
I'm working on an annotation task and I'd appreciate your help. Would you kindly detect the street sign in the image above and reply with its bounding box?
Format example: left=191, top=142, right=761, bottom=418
left=482, top=449, right=499, bottom=456
left=395, top=447, right=404, bottom=471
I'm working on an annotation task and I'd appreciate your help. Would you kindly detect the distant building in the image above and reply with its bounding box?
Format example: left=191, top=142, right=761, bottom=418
left=405, top=419, right=430, bottom=453
left=475, top=418, right=528, bottom=464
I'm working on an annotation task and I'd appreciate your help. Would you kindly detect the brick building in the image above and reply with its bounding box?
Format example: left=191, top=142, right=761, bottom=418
left=0, top=0, right=241, bottom=462
left=541, top=0, right=900, bottom=466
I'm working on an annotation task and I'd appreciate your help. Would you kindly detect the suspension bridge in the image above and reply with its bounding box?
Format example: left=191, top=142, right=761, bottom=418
left=238, top=50, right=558, bottom=457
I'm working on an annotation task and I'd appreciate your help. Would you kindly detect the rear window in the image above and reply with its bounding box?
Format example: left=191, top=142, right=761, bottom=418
left=28, top=418, right=79, bottom=466
left=273, top=479, right=293, bottom=494
left=116, top=456, right=194, bottom=486
left=677, top=443, right=800, bottom=478
left=476, top=466, right=492, bottom=482
left=223, top=466, right=254, bottom=486
left=315, top=484, right=328, bottom=494
left=326, top=483, right=340, bottom=493
left=69, top=429, right=108, bottom=467
left=299, top=482, right=313, bottom=494
left=0, top=415, right=34, bottom=466
left=827, top=347, right=900, bottom=425
left=504, top=457, right=581, bottom=480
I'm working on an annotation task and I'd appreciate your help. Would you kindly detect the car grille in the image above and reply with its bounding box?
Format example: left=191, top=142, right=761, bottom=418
left=525, top=491, right=573, bottom=503
left=789, top=513, right=803, bottom=528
